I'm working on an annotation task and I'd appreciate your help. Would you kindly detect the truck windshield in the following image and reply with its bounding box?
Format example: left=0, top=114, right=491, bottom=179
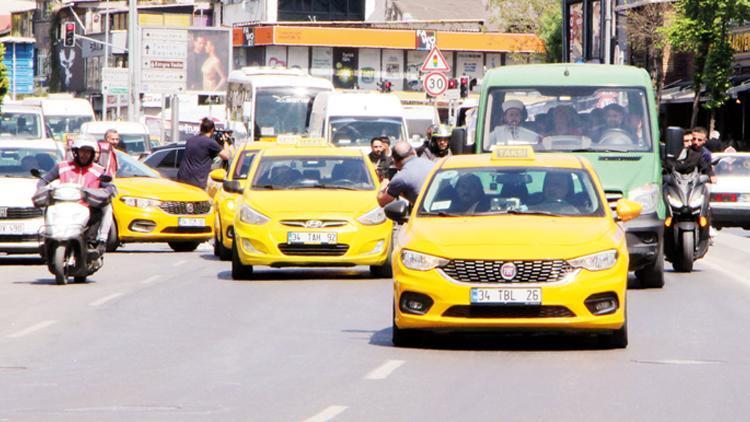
left=329, top=116, right=403, bottom=147
left=481, top=87, right=651, bottom=153
left=46, top=115, right=93, bottom=137
left=254, top=87, right=326, bottom=139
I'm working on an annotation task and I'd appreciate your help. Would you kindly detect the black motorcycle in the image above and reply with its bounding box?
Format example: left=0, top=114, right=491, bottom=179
left=663, top=168, right=711, bottom=272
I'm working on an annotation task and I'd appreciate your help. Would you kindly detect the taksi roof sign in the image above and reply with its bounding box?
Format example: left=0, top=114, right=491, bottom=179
left=420, top=47, right=451, bottom=73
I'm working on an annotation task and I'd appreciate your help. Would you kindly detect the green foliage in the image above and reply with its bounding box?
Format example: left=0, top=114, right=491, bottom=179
left=539, top=5, right=563, bottom=62
left=489, top=0, right=562, bottom=62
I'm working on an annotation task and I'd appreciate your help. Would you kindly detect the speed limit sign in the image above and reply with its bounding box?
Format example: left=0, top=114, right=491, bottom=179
left=423, top=72, right=448, bottom=97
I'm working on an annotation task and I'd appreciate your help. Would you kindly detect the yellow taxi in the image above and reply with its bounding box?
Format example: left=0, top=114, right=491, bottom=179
left=109, top=152, right=213, bottom=252
left=231, top=140, right=393, bottom=279
left=208, top=141, right=278, bottom=260
left=384, top=146, right=642, bottom=348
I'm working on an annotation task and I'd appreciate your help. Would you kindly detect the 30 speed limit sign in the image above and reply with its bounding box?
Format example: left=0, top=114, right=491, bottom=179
left=423, top=72, right=448, bottom=97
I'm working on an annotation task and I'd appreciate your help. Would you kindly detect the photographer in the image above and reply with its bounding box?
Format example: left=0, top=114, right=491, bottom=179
left=377, top=141, right=433, bottom=207
left=177, top=118, right=231, bottom=188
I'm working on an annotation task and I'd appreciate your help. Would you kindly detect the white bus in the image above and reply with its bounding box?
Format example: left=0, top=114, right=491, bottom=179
left=226, top=67, right=334, bottom=141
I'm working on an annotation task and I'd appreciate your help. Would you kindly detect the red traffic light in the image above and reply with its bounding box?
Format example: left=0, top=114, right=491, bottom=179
left=63, top=21, right=76, bottom=47
left=448, top=78, right=458, bottom=89
left=65, top=23, right=75, bottom=31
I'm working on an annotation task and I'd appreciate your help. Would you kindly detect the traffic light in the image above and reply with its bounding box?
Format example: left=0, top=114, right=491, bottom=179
left=459, top=76, right=469, bottom=98
left=63, top=22, right=76, bottom=48
left=378, top=80, right=392, bottom=93
left=448, top=78, right=458, bottom=90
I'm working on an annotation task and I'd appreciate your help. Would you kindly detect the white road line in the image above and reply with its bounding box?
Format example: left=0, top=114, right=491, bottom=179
left=302, top=406, right=348, bottom=422
left=364, top=359, right=406, bottom=380
left=88, top=293, right=123, bottom=307
left=172, top=260, right=187, bottom=267
left=141, top=275, right=161, bottom=285
left=7, top=320, right=57, bottom=338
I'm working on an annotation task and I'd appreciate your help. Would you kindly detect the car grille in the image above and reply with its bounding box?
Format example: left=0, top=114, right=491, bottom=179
left=277, top=243, right=349, bottom=256
left=280, top=219, right=348, bottom=228
left=159, top=201, right=211, bottom=215
left=443, top=305, right=576, bottom=318
left=0, top=207, right=42, bottom=219
left=442, top=260, right=575, bottom=284
left=604, top=191, right=623, bottom=211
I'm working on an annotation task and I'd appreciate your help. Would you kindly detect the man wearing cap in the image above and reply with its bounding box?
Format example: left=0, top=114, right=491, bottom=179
left=489, top=99, right=541, bottom=145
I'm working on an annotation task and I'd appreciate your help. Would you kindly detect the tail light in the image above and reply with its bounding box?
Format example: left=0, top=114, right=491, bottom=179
left=711, top=193, right=738, bottom=202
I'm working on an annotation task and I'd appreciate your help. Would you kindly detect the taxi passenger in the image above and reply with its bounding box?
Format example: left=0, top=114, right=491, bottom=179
left=448, top=173, right=490, bottom=214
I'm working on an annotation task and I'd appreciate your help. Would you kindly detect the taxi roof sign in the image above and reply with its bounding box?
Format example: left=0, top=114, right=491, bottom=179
left=491, top=146, right=535, bottom=160
left=275, top=135, right=329, bottom=147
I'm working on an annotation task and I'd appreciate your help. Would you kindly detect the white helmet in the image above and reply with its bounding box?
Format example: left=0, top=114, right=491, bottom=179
left=71, top=135, right=99, bottom=153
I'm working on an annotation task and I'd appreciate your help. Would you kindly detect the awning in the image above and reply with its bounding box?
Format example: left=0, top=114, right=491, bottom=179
left=0, top=0, right=36, bottom=14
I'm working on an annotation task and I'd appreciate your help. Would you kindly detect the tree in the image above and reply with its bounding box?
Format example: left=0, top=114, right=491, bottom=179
left=625, top=3, right=674, bottom=105
left=539, top=5, right=563, bottom=62
left=490, top=0, right=562, bottom=62
left=0, top=43, right=8, bottom=109
left=668, top=0, right=750, bottom=128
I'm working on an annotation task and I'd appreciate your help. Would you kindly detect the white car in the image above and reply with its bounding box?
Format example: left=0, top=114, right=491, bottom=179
left=0, top=140, right=63, bottom=254
left=710, top=152, right=750, bottom=230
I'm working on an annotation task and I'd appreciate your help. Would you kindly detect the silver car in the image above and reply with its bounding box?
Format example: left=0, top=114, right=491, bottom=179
left=710, top=153, right=750, bottom=230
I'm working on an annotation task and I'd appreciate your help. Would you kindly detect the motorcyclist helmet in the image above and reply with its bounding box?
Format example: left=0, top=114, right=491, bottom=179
left=431, top=124, right=452, bottom=140
left=71, top=135, right=100, bottom=167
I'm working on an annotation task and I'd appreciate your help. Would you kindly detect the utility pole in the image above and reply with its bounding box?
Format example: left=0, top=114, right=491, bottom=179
left=103, top=0, right=110, bottom=119
left=127, top=0, right=139, bottom=121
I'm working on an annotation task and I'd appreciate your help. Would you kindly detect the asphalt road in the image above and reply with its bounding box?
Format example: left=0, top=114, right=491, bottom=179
left=1, top=231, right=750, bottom=421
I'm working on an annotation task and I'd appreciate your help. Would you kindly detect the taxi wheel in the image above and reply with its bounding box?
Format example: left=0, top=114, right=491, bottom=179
left=391, top=306, right=421, bottom=347
left=370, top=263, right=392, bottom=278
left=105, top=221, right=119, bottom=253
left=213, top=222, right=231, bottom=261
left=168, top=241, right=200, bottom=252
left=231, top=241, right=254, bottom=280
left=598, top=319, right=628, bottom=349
left=635, top=248, right=664, bottom=288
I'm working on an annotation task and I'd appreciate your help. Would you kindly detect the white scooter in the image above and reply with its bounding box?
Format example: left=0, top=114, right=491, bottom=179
left=33, top=181, right=111, bottom=285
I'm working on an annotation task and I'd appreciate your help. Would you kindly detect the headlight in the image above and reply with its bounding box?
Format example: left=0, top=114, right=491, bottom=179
left=666, top=194, right=684, bottom=208
left=568, top=250, right=618, bottom=271
left=238, top=204, right=269, bottom=225
left=628, top=183, right=659, bottom=214
left=688, top=190, right=705, bottom=208
left=53, top=185, right=83, bottom=202
left=121, top=196, right=161, bottom=209
left=401, top=250, right=449, bottom=271
left=357, top=207, right=386, bottom=225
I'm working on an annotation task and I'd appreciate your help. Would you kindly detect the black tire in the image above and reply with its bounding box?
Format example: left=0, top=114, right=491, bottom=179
left=213, top=219, right=231, bottom=261
left=52, top=244, right=68, bottom=285
left=635, top=246, right=664, bottom=288
left=73, top=276, right=87, bottom=283
left=391, top=306, right=421, bottom=347
left=106, top=221, right=119, bottom=253
left=168, top=241, right=200, bottom=252
left=599, top=319, right=628, bottom=349
left=231, top=241, right=254, bottom=280
left=672, top=231, right=694, bottom=272
left=370, top=252, right=393, bottom=278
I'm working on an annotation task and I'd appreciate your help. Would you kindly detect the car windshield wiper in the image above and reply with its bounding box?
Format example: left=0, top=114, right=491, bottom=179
left=289, top=184, right=362, bottom=191
left=505, top=209, right=562, bottom=217
left=253, top=184, right=278, bottom=190
left=422, top=211, right=464, bottom=217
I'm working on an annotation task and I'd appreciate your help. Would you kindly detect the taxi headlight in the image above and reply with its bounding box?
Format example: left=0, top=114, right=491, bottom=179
left=357, top=207, right=386, bottom=225
left=568, top=250, right=618, bottom=271
left=401, top=250, right=449, bottom=271
left=666, top=194, right=684, bottom=208
left=628, top=183, right=659, bottom=214
left=239, top=204, right=269, bottom=225
left=121, top=196, right=161, bottom=209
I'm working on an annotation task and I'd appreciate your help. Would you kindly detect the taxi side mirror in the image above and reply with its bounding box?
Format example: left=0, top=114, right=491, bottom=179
left=384, top=200, right=409, bottom=224
left=450, top=127, right=467, bottom=155
left=223, top=179, right=243, bottom=194
left=614, top=199, right=642, bottom=223
left=209, top=168, right=227, bottom=182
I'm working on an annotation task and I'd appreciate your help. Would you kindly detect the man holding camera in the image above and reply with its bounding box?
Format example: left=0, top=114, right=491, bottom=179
left=377, top=142, right=433, bottom=207
left=177, top=118, right=231, bottom=189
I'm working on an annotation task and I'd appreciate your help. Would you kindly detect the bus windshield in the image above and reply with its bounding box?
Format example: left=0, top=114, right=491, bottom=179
left=254, top=87, right=326, bottom=139
left=481, top=87, right=652, bottom=153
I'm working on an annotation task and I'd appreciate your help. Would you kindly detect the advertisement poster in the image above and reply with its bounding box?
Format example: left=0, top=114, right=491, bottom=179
left=456, top=52, right=483, bottom=91
left=287, top=47, right=309, bottom=72
left=382, top=49, right=404, bottom=91
left=311, top=47, right=333, bottom=81
left=186, top=29, right=231, bottom=92
left=568, top=2, right=584, bottom=62
left=265, top=46, right=287, bottom=67
left=591, top=0, right=601, bottom=61
left=405, top=50, right=425, bottom=91
left=358, top=48, right=380, bottom=90
left=333, top=48, right=358, bottom=89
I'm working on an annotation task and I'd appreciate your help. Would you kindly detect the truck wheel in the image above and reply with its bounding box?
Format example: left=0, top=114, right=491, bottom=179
left=231, top=241, right=254, bottom=280
left=672, top=231, right=694, bottom=272
left=168, top=241, right=200, bottom=252
left=52, top=244, right=68, bottom=285
left=635, top=247, right=664, bottom=288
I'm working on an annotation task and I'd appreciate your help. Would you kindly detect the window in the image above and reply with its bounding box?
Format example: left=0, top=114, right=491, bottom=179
left=158, top=150, right=178, bottom=168
left=278, top=0, right=364, bottom=21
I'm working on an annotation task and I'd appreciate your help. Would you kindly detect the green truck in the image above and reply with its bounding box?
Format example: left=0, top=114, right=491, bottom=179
left=456, top=64, right=665, bottom=287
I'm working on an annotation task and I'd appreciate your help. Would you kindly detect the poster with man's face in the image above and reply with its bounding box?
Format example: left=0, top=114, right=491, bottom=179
left=186, top=29, right=230, bottom=93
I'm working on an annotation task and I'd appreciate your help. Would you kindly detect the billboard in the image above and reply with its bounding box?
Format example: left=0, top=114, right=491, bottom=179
left=186, top=28, right=231, bottom=93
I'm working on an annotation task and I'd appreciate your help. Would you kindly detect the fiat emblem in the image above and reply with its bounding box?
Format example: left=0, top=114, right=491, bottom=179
left=305, top=220, right=323, bottom=228
left=186, top=203, right=194, bottom=213
left=0, top=207, right=7, bottom=218
left=500, top=262, right=517, bottom=280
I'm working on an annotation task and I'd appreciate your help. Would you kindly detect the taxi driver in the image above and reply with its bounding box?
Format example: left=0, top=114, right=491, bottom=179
left=489, top=99, right=541, bottom=145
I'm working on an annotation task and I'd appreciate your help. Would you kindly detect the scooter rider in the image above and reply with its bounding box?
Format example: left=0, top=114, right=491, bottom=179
left=37, top=137, right=116, bottom=253
left=666, top=129, right=711, bottom=175
left=418, top=124, right=453, bottom=162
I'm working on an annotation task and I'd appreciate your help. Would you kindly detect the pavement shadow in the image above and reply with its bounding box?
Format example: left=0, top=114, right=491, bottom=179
left=216, top=267, right=375, bottom=282
left=0, top=256, right=44, bottom=266
left=12, top=278, right=96, bottom=286
left=368, top=327, right=614, bottom=352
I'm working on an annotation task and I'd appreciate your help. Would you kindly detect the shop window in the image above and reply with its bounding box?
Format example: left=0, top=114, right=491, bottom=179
left=279, top=0, right=364, bottom=21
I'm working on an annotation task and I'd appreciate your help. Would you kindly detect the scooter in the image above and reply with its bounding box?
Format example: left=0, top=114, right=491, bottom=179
left=33, top=182, right=111, bottom=285
left=663, top=168, right=711, bottom=272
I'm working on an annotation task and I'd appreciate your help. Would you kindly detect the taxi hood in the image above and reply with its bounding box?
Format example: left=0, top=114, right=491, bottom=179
left=115, top=177, right=209, bottom=201
left=245, top=189, right=378, bottom=217
left=403, top=215, right=621, bottom=260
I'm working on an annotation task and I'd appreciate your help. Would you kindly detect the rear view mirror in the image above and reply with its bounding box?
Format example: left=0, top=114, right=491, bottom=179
left=30, top=168, right=42, bottom=178
left=665, top=127, right=684, bottom=159
left=614, top=199, right=643, bottom=223
left=223, top=180, right=243, bottom=194
left=209, top=168, right=227, bottom=182
left=450, top=127, right=468, bottom=155
left=698, top=174, right=709, bottom=184
left=384, top=200, right=409, bottom=224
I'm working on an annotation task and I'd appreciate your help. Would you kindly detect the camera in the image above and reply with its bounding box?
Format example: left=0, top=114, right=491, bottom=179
left=213, top=129, right=234, bottom=146
left=383, top=166, right=398, bottom=180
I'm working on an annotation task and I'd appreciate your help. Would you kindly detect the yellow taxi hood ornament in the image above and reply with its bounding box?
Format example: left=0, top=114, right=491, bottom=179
left=490, top=145, right=536, bottom=160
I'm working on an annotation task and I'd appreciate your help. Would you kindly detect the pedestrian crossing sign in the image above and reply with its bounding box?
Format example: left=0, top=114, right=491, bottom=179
left=420, top=47, right=451, bottom=73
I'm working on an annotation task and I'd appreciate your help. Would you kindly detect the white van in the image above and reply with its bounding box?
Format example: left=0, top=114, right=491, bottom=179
left=22, top=96, right=95, bottom=138
left=309, top=92, right=409, bottom=149
left=0, top=103, right=54, bottom=141
left=81, top=121, right=153, bottom=157
left=402, top=104, right=440, bottom=147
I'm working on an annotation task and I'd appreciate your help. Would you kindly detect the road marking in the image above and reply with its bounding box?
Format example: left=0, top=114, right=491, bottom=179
left=633, top=359, right=722, bottom=365
left=141, top=275, right=161, bottom=285
left=172, top=260, right=187, bottom=267
left=7, top=320, right=57, bottom=338
left=302, top=406, right=347, bottom=422
left=364, top=359, right=405, bottom=380
left=89, top=293, right=123, bottom=307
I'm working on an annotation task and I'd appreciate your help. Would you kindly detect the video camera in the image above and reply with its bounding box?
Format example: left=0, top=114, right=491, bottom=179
left=213, top=129, right=235, bottom=146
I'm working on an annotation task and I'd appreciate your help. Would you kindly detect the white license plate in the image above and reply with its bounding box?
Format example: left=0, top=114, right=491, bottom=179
left=470, top=288, right=542, bottom=305
left=287, top=232, right=337, bottom=245
left=0, top=223, right=24, bottom=235
left=178, top=217, right=205, bottom=227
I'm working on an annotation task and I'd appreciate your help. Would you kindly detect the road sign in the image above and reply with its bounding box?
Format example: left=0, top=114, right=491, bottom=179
left=421, top=47, right=451, bottom=73
left=102, top=67, right=129, bottom=95
left=423, top=72, right=448, bottom=97
left=140, top=28, right=188, bottom=94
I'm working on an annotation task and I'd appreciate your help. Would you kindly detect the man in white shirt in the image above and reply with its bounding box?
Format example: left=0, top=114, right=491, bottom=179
left=489, top=99, right=541, bottom=145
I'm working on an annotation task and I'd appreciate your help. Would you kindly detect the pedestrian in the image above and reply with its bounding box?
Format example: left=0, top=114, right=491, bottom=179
left=368, top=136, right=393, bottom=181
left=377, top=141, right=434, bottom=207
left=177, top=118, right=231, bottom=189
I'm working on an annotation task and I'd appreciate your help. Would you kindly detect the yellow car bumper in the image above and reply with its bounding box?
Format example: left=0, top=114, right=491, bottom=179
left=115, top=206, right=214, bottom=243
left=214, top=193, right=240, bottom=250
left=234, top=220, right=392, bottom=267
left=393, top=255, right=627, bottom=333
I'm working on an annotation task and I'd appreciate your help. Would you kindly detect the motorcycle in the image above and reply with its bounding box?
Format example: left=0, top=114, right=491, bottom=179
left=663, top=168, right=711, bottom=272
left=32, top=180, right=112, bottom=285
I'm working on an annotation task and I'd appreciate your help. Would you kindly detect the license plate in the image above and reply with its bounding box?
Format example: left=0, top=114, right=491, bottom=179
left=287, top=232, right=337, bottom=245
left=178, top=217, right=205, bottom=227
left=471, top=288, right=542, bottom=305
left=0, top=223, right=24, bottom=235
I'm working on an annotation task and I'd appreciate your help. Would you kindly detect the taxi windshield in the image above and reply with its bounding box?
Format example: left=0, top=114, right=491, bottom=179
left=481, top=87, right=651, bottom=153
left=254, top=87, right=327, bottom=139
left=0, top=147, right=59, bottom=177
left=419, top=167, right=604, bottom=217
left=116, top=152, right=160, bottom=178
left=252, top=156, right=374, bottom=190
left=329, top=117, right=403, bottom=147
left=715, top=155, right=750, bottom=177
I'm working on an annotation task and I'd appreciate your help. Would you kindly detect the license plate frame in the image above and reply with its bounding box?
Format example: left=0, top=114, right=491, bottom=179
left=178, top=217, right=205, bottom=227
left=287, top=231, right=337, bottom=245
left=0, top=223, right=24, bottom=235
left=470, top=287, right=542, bottom=305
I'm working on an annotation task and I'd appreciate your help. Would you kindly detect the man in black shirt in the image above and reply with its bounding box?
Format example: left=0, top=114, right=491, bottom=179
left=177, top=118, right=231, bottom=188
left=666, top=129, right=710, bottom=175
left=368, top=136, right=393, bottom=181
